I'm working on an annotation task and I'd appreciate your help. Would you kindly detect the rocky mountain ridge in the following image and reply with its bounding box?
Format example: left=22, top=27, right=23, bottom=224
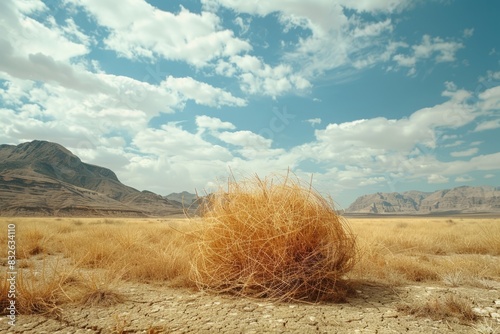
left=346, top=186, right=500, bottom=214
left=0, top=140, right=183, bottom=216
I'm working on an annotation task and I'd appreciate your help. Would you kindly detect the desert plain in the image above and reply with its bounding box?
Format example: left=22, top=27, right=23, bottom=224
left=1, top=216, right=500, bottom=334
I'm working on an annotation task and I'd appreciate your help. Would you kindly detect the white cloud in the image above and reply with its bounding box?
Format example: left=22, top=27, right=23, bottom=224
left=478, top=86, right=500, bottom=111
left=474, top=120, right=500, bottom=133
left=0, top=0, right=98, bottom=94
left=443, top=140, right=465, bottom=148
left=196, top=115, right=236, bottom=132
left=0, top=43, right=107, bottom=93
left=219, top=55, right=311, bottom=98
left=217, top=130, right=271, bottom=149
left=428, top=174, right=449, bottom=184
left=202, top=0, right=409, bottom=84
left=455, top=175, right=474, bottom=182
left=484, top=174, right=495, bottom=179
left=132, top=123, right=233, bottom=161
left=308, top=88, right=476, bottom=156
left=306, top=118, right=322, bottom=126
left=486, top=71, right=500, bottom=81
left=163, top=76, right=246, bottom=107
left=352, top=19, right=393, bottom=38
left=70, top=0, right=251, bottom=66
left=233, top=16, right=251, bottom=35
left=280, top=84, right=499, bottom=192
left=463, top=28, right=474, bottom=38
left=202, top=0, right=462, bottom=86
left=443, top=153, right=500, bottom=175
left=391, top=35, right=463, bottom=75
left=450, top=148, right=478, bottom=158
left=0, top=0, right=89, bottom=62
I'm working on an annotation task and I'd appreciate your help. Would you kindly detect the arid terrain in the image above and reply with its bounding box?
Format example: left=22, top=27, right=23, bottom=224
left=1, top=216, right=499, bottom=333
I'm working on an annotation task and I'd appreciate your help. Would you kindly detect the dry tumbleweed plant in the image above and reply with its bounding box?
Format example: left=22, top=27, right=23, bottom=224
left=191, top=173, right=357, bottom=302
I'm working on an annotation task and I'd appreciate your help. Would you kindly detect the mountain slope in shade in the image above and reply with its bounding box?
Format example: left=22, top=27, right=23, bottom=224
left=0, top=140, right=182, bottom=216
left=346, top=186, right=500, bottom=214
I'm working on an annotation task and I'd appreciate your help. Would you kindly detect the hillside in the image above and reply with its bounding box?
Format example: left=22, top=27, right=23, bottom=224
left=346, top=186, right=500, bottom=215
left=0, top=140, right=183, bottom=216
left=164, top=191, right=198, bottom=208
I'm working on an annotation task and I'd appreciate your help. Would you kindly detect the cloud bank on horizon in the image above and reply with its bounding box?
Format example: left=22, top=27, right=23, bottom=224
left=0, top=0, right=499, bottom=207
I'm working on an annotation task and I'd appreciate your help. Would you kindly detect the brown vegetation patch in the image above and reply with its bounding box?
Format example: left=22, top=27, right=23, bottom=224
left=397, top=294, right=478, bottom=324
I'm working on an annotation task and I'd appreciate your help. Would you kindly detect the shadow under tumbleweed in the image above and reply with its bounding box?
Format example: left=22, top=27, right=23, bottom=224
left=343, top=279, right=402, bottom=308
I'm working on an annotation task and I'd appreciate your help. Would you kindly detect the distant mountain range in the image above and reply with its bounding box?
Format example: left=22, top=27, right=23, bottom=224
left=164, top=191, right=199, bottom=208
left=345, top=186, right=500, bottom=215
left=0, top=140, right=184, bottom=216
left=1, top=140, right=499, bottom=216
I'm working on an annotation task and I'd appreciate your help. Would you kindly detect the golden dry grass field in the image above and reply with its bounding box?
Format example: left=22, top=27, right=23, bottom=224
left=1, top=216, right=499, bottom=333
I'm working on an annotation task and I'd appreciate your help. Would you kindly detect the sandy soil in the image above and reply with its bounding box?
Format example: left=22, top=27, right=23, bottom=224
left=2, top=255, right=499, bottom=334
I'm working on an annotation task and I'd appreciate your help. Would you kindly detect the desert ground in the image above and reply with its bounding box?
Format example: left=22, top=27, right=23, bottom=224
left=1, top=216, right=499, bottom=333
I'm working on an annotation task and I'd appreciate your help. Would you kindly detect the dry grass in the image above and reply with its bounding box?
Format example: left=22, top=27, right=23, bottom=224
left=0, top=206, right=499, bottom=316
left=190, top=174, right=357, bottom=302
left=397, top=293, right=478, bottom=324
left=349, top=217, right=500, bottom=285
left=77, top=272, right=125, bottom=307
left=5, top=261, right=73, bottom=317
left=30, top=218, right=199, bottom=285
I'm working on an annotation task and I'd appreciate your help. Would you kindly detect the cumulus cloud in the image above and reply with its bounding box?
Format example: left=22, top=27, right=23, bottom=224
left=0, top=0, right=89, bottom=62
left=69, top=0, right=251, bottom=66
left=201, top=1, right=399, bottom=87
left=233, top=16, right=251, bottom=35
left=217, top=55, right=311, bottom=98
left=132, top=123, right=233, bottom=161
left=196, top=115, right=236, bottom=132
left=0, top=41, right=107, bottom=93
left=217, top=130, right=272, bottom=149
left=308, top=87, right=476, bottom=156
left=428, top=174, right=449, bottom=184
left=450, top=148, right=479, bottom=157
left=478, top=86, right=500, bottom=111
left=455, top=175, right=474, bottom=182
left=390, top=35, right=464, bottom=75
left=443, top=153, right=500, bottom=175
left=0, top=0, right=99, bottom=93
left=202, top=0, right=462, bottom=86
left=163, top=76, right=246, bottom=107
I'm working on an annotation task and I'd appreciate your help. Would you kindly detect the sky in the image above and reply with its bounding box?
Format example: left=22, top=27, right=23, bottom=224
left=0, top=0, right=499, bottom=208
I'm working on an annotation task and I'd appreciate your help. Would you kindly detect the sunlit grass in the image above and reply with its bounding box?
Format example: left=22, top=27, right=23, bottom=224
left=0, top=215, right=499, bottom=318
left=348, top=217, right=500, bottom=285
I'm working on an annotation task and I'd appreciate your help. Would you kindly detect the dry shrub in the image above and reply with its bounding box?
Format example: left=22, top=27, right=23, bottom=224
left=191, top=173, right=357, bottom=302
left=390, top=255, right=440, bottom=282
left=13, top=264, right=74, bottom=317
left=18, top=229, right=47, bottom=258
left=0, top=272, right=10, bottom=314
left=398, top=294, right=478, bottom=324
left=80, top=285, right=124, bottom=307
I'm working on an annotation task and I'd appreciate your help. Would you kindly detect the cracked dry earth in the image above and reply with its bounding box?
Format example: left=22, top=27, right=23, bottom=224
left=2, top=275, right=500, bottom=334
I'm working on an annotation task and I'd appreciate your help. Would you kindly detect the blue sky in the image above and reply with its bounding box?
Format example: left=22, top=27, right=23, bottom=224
left=0, top=0, right=499, bottom=208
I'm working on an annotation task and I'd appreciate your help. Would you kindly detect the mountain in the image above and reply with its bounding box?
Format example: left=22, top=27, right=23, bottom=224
left=0, top=140, right=183, bottom=216
left=165, top=191, right=198, bottom=208
left=346, top=186, right=500, bottom=215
